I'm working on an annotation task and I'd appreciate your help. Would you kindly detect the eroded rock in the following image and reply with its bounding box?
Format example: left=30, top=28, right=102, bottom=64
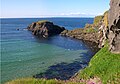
left=108, top=0, right=120, bottom=53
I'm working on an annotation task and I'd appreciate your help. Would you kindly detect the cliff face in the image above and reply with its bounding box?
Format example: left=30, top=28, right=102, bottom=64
left=108, top=0, right=120, bottom=53
left=97, top=11, right=109, bottom=48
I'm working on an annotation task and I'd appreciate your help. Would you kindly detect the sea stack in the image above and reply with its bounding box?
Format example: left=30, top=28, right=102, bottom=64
left=27, top=20, right=65, bottom=38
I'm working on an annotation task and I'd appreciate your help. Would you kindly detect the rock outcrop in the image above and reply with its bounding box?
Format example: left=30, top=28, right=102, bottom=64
left=108, top=0, right=120, bottom=53
left=97, top=11, right=109, bottom=48
left=27, top=20, right=65, bottom=38
left=60, top=12, right=109, bottom=46
left=60, top=27, right=99, bottom=44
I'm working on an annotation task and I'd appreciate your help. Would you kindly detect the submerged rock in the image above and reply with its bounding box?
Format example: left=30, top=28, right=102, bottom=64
left=27, top=20, right=65, bottom=38
left=16, top=28, right=20, bottom=31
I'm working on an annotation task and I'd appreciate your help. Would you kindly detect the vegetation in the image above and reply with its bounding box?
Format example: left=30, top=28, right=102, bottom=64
left=94, top=15, right=103, bottom=25
left=5, top=78, right=84, bottom=84
left=37, top=20, right=51, bottom=24
left=103, top=11, right=109, bottom=27
left=5, top=78, right=60, bottom=84
left=83, top=28, right=97, bottom=33
left=79, top=43, right=120, bottom=84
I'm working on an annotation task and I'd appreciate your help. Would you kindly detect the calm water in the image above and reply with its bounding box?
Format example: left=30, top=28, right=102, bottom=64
left=1, top=18, right=95, bottom=83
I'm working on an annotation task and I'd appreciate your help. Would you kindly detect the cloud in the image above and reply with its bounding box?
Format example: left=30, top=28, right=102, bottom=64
left=60, top=12, right=101, bottom=17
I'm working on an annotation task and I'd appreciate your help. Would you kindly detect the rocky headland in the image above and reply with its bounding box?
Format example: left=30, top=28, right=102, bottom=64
left=27, top=20, right=65, bottom=38
left=60, top=11, right=109, bottom=49
left=61, top=1, right=120, bottom=54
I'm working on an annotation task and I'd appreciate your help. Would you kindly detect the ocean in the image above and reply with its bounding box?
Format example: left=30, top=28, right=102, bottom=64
left=1, top=18, right=95, bottom=83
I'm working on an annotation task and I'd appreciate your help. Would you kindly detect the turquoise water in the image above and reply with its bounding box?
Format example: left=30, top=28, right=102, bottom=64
left=1, top=18, right=95, bottom=83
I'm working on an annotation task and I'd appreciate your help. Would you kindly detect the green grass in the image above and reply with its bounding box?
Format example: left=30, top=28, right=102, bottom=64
left=84, top=28, right=97, bottom=33
left=5, top=78, right=84, bottom=84
left=79, top=44, right=120, bottom=84
left=94, top=15, right=103, bottom=25
left=37, top=20, right=51, bottom=24
left=5, top=78, right=60, bottom=84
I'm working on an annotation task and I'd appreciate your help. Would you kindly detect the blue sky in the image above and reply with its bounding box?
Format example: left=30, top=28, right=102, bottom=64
left=1, top=0, right=110, bottom=18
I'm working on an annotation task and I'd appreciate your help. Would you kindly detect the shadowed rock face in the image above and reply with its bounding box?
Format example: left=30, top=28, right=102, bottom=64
left=27, top=21, right=65, bottom=38
left=108, top=0, right=120, bottom=53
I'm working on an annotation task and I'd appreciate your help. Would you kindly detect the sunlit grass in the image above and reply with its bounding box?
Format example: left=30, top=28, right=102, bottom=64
left=79, top=43, right=120, bottom=84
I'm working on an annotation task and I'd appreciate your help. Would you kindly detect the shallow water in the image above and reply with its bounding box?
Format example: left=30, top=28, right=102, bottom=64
left=1, top=18, right=96, bottom=83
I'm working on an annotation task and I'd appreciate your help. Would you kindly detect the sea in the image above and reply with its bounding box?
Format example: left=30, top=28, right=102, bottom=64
left=1, top=18, right=96, bottom=83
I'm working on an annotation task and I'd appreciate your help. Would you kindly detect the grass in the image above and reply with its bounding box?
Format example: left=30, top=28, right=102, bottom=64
left=84, top=28, right=97, bottom=33
left=37, top=20, right=51, bottom=24
left=79, top=43, right=120, bottom=84
left=5, top=78, right=60, bottom=84
left=94, top=15, right=103, bottom=25
left=5, top=78, right=84, bottom=84
left=103, top=11, right=108, bottom=27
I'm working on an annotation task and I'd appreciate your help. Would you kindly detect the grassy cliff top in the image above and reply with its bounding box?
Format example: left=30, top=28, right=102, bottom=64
left=93, top=10, right=108, bottom=26
left=79, top=43, right=120, bottom=84
left=93, top=15, right=103, bottom=25
left=37, top=20, right=52, bottom=24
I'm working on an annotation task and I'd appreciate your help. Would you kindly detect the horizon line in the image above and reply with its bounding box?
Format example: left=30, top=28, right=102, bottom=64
left=0, top=16, right=95, bottom=19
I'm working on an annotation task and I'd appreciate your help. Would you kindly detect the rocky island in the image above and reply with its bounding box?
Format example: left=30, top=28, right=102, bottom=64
left=27, top=20, right=65, bottom=38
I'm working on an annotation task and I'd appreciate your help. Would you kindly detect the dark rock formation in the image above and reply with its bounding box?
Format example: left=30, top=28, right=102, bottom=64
left=27, top=20, right=65, bottom=38
left=108, top=0, right=120, bottom=53
left=60, top=28, right=99, bottom=44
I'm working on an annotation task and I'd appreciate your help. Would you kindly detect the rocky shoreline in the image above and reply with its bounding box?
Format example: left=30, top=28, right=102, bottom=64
left=60, top=25, right=99, bottom=44
left=27, top=11, right=110, bottom=50
left=60, top=11, right=108, bottom=49
left=60, top=0, right=120, bottom=54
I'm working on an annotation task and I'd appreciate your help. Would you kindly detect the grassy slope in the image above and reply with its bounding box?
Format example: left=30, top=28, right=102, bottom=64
left=5, top=78, right=59, bottom=84
left=5, top=78, right=83, bottom=84
left=79, top=44, right=120, bottom=84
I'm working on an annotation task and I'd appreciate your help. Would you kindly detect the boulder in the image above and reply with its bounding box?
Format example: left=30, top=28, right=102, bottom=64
left=27, top=20, right=65, bottom=38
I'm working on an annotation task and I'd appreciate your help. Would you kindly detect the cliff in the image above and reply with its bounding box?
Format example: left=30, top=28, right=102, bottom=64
left=108, top=0, right=120, bottom=53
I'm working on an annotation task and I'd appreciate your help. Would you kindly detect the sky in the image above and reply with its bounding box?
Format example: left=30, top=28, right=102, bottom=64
left=1, top=0, right=110, bottom=18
